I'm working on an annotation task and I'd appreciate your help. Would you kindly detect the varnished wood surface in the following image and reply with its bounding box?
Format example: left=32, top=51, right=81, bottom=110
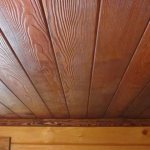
left=0, top=137, right=10, bottom=150
left=11, top=145, right=150, bottom=150
left=0, top=0, right=69, bottom=118
left=0, top=105, right=17, bottom=119
left=0, top=0, right=150, bottom=122
left=0, top=81, right=34, bottom=118
left=0, top=31, right=50, bottom=118
left=106, top=22, right=150, bottom=118
left=0, top=127, right=149, bottom=144
left=0, top=119, right=150, bottom=126
left=43, top=0, right=99, bottom=118
left=88, top=0, right=150, bottom=118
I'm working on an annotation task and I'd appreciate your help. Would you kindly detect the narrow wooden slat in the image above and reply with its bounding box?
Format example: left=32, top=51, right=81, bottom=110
left=124, top=80, right=150, bottom=118
left=0, top=104, right=18, bottom=118
left=0, top=81, right=35, bottom=118
left=88, top=0, right=150, bottom=118
left=42, top=0, right=99, bottom=118
left=106, top=22, right=150, bottom=117
left=141, top=108, right=150, bottom=118
left=0, top=0, right=69, bottom=118
left=0, top=137, right=10, bottom=150
left=0, top=127, right=150, bottom=145
left=0, top=32, right=50, bottom=118
left=11, top=144, right=150, bottom=150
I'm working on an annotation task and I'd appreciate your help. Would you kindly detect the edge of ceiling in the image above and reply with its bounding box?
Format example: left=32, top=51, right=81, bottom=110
left=0, top=119, right=149, bottom=127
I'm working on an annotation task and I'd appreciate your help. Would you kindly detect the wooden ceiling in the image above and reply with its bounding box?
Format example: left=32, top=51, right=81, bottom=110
left=0, top=0, right=150, bottom=121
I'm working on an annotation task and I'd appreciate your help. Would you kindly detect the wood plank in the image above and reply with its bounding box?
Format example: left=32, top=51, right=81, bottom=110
left=0, top=0, right=69, bottom=118
left=88, top=0, right=150, bottom=117
left=0, top=104, right=18, bottom=119
left=11, top=144, right=150, bottom=150
left=124, top=80, right=150, bottom=118
left=0, top=127, right=150, bottom=145
left=0, top=32, right=51, bottom=118
left=105, top=22, right=150, bottom=117
left=0, top=81, right=34, bottom=118
left=141, top=108, right=150, bottom=118
left=0, top=137, right=10, bottom=150
left=42, top=0, right=99, bottom=118
left=0, top=119, right=149, bottom=126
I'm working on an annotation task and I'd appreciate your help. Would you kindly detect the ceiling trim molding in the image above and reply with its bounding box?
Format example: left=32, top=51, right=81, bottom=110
left=0, top=119, right=150, bottom=126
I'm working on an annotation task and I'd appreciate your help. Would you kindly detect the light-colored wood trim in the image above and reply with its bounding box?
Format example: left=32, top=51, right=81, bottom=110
left=0, top=127, right=150, bottom=145
left=11, top=144, right=150, bottom=150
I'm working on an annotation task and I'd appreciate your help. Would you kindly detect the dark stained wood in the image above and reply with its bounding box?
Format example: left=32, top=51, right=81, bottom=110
left=0, top=137, right=10, bottom=150
left=106, top=22, right=150, bottom=118
left=0, top=31, right=52, bottom=118
left=0, top=80, right=35, bottom=118
left=0, top=0, right=69, bottom=118
left=0, top=0, right=150, bottom=123
left=88, top=0, right=150, bottom=118
left=42, top=0, right=99, bottom=118
left=0, top=119, right=150, bottom=126
left=141, top=108, right=150, bottom=118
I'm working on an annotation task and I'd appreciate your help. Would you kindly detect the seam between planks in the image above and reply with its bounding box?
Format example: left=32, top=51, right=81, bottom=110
left=40, top=0, right=71, bottom=118
left=104, top=19, right=150, bottom=117
left=87, top=0, right=103, bottom=118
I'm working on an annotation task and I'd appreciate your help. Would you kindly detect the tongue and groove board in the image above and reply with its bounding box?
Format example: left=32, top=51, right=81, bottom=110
left=0, top=137, right=10, bottom=150
left=0, top=32, right=51, bottom=118
left=0, top=80, right=33, bottom=118
left=0, top=0, right=150, bottom=122
left=88, top=0, right=150, bottom=118
left=0, top=0, right=69, bottom=118
left=42, top=0, right=99, bottom=118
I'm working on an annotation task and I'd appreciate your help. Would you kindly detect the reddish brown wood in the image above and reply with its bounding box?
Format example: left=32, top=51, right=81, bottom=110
left=106, top=22, right=150, bottom=117
left=0, top=0, right=150, bottom=121
left=0, top=31, right=50, bottom=118
left=0, top=119, right=149, bottom=126
left=0, top=0, right=69, bottom=118
left=0, top=104, right=18, bottom=119
left=42, top=0, right=99, bottom=118
left=0, top=80, right=34, bottom=118
left=141, top=108, right=150, bottom=118
left=88, top=0, right=150, bottom=118
left=124, top=79, right=150, bottom=118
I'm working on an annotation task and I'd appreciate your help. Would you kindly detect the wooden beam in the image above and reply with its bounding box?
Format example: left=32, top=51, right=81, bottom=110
left=0, top=119, right=150, bottom=126
left=11, top=144, right=150, bottom=150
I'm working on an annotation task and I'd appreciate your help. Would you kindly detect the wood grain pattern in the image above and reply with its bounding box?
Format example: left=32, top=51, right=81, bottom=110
left=124, top=79, right=150, bottom=118
left=0, top=31, right=50, bottom=118
left=106, top=22, right=150, bottom=118
left=11, top=145, right=150, bottom=150
left=0, top=104, right=18, bottom=118
left=0, top=137, right=10, bottom=150
left=0, top=119, right=150, bottom=126
left=88, top=0, right=150, bottom=118
left=42, top=0, right=99, bottom=118
left=0, top=80, right=35, bottom=118
left=0, top=0, right=69, bottom=118
left=0, top=127, right=150, bottom=145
